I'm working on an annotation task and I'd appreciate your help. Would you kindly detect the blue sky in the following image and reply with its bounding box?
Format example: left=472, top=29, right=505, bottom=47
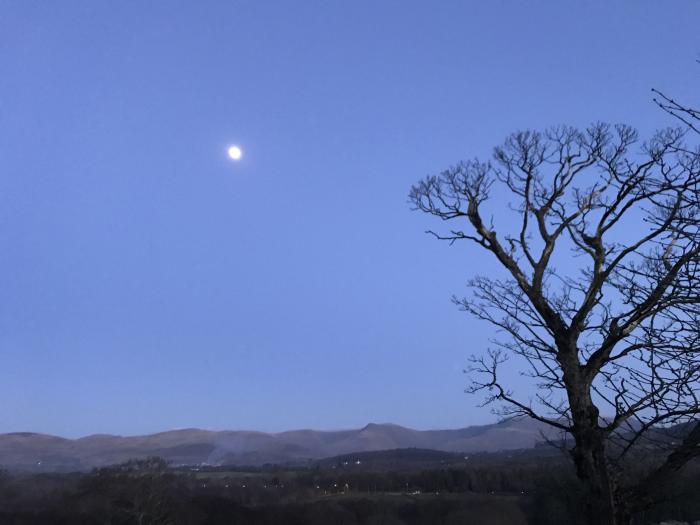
left=1, top=1, right=699, bottom=437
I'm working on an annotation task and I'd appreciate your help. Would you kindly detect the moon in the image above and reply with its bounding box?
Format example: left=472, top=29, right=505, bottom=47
left=227, top=145, right=243, bottom=161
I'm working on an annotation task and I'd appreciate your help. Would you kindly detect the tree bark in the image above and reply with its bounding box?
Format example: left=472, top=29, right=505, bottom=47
left=569, top=396, right=630, bottom=525
left=563, top=353, right=626, bottom=525
left=570, top=438, right=620, bottom=525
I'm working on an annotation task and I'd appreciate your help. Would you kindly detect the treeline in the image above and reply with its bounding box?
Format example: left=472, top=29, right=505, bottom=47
left=0, top=456, right=698, bottom=524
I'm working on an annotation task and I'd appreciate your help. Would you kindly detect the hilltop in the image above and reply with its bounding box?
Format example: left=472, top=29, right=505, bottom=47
left=0, top=418, right=557, bottom=471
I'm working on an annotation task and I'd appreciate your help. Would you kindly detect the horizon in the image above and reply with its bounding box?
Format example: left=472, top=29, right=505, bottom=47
left=1, top=418, right=518, bottom=440
left=2, top=1, right=700, bottom=438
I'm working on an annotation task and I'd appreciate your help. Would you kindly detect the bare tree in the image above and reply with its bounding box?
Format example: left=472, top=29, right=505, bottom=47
left=409, top=123, right=700, bottom=525
left=86, top=457, right=177, bottom=525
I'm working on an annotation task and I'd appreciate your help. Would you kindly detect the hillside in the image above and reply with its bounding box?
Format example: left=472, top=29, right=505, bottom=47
left=0, top=418, right=557, bottom=471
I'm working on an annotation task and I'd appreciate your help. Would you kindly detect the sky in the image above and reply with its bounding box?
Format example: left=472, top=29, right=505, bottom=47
left=1, top=1, right=699, bottom=438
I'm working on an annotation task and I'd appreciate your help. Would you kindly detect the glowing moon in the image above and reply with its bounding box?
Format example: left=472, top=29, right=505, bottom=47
left=227, top=145, right=243, bottom=161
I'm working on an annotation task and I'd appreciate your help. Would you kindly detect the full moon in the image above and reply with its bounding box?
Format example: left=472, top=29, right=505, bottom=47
left=227, top=145, right=243, bottom=161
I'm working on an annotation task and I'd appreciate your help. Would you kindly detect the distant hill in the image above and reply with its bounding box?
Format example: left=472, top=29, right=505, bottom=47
left=0, top=418, right=558, bottom=471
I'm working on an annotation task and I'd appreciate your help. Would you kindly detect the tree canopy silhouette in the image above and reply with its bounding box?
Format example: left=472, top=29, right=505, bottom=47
left=410, top=122, right=700, bottom=525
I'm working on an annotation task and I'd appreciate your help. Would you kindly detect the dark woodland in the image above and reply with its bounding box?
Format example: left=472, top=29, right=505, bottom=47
left=1, top=450, right=699, bottom=525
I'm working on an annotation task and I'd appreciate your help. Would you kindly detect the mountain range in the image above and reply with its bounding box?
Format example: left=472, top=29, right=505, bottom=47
left=0, top=418, right=558, bottom=471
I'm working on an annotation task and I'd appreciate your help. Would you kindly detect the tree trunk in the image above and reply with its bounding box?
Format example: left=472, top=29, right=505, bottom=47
left=571, top=443, right=619, bottom=524
left=561, top=353, right=626, bottom=525
left=569, top=403, right=627, bottom=525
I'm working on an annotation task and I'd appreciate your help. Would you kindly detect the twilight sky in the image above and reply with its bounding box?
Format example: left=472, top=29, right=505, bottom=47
left=1, top=1, right=699, bottom=438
